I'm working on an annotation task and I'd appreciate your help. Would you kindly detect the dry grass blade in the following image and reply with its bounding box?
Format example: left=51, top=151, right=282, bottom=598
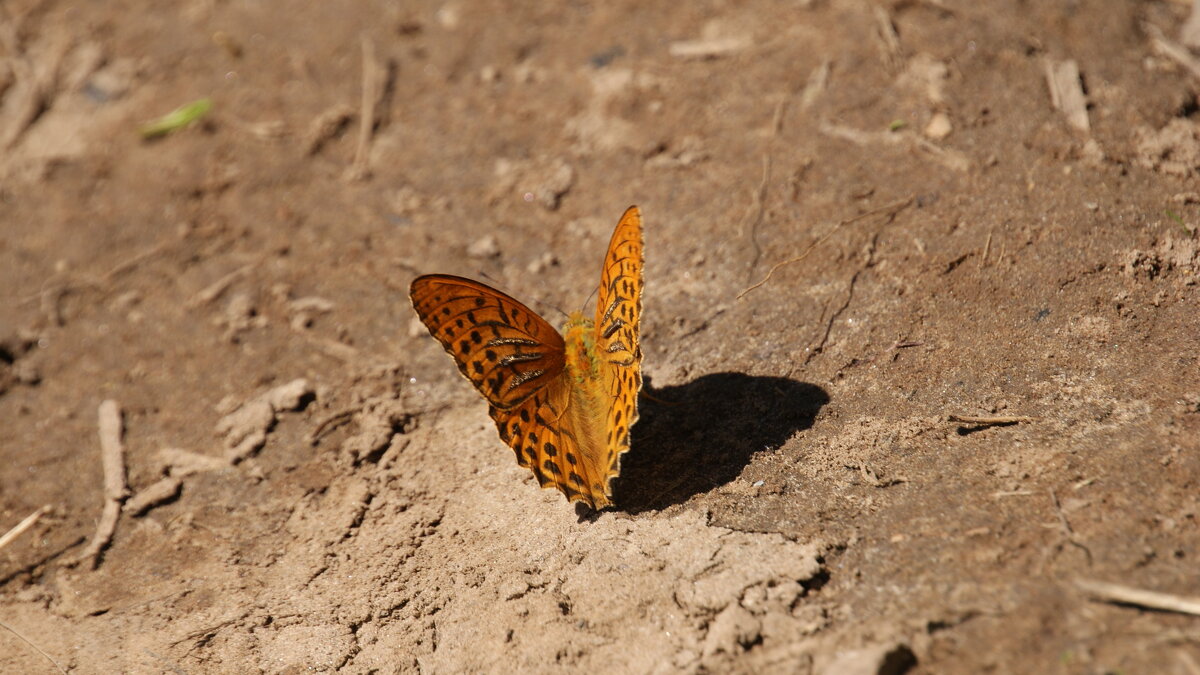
left=1044, top=59, right=1089, bottom=133
left=1146, top=22, right=1200, bottom=81
left=346, top=35, right=382, bottom=181
left=947, top=414, right=1034, bottom=425
left=1075, top=579, right=1200, bottom=616
left=0, top=507, right=46, bottom=552
left=0, top=619, right=67, bottom=674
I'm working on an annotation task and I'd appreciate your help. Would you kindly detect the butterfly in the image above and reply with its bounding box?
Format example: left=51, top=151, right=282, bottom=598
left=410, top=206, right=644, bottom=509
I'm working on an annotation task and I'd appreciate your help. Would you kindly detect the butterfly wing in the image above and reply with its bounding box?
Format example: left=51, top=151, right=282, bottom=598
left=410, top=275, right=565, bottom=410
left=489, top=378, right=606, bottom=507
left=592, top=206, right=645, bottom=496
left=412, top=274, right=598, bottom=504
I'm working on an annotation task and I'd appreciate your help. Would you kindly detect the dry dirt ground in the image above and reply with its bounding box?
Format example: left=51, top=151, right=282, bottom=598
left=3, top=1, right=1200, bottom=673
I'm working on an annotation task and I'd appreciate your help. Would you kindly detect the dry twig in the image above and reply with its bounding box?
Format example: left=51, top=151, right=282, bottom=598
left=304, top=104, right=355, bottom=155
left=992, top=490, right=1035, bottom=498
left=947, top=414, right=1034, bottom=426
left=0, top=507, right=46, bottom=553
left=187, top=264, right=252, bottom=308
left=820, top=122, right=971, bottom=172
left=1075, top=578, right=1200, bottom=616
left=124, top=477, right=183, bottom=516
left=1147, top=22, right=1200, bottom=81
left=1044, top=59, right=1089, bottom=133
left=799, top=60, right=831, bottom=111
left=873, top=5, right=902, bottom=69
left=345, top=35, right=383, bottom=181
left=743, top=155, right=771, bottom=273
left=1, top=33, right=68, bottom=150
left=668, top=36, right=750, bottom=59
left=70, top=400, right=129, bottom=569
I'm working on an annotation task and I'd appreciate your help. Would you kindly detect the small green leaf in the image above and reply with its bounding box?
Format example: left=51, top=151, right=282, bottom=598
left=888, top=119, right=907, bottom=132
left=1165, top=209, right=1196, bottom=237
left=139, top=98, right=213, bottom=138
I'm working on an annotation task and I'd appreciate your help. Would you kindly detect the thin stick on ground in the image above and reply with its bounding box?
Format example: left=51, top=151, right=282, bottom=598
left=188, top=263, right=252, bottom=308
left=0, top=620, right=67, bottom=675
left=947, top=414, right=1034, bottom=426
left=738, top=195, right=913, bottom=299
left=1146, top=22, right=1200, bottom=82
left=0, top=507, right=46, bottom=553
left=873, top=5, right=902, bottom=69
left=70, top=399, right=129, bottom=569
left=345, top=35, right=382, bottom=181
left=743, top=154, right=771, bottom=273
left=799, top=59, right=831, bottom=111
left=806, top=267, right=861, bottom=365
left=1075, top=578, right=1200, bottom=617
left=104, top=237, right=175, bottom=283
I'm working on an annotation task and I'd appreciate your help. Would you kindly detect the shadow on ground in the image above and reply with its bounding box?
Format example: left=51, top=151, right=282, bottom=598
left=605, top=372, right=829, bottom=514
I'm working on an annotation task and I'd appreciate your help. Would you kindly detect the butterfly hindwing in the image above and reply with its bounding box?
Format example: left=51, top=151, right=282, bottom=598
left=410, top=275, right=565, bottom=410
left=490, top=382, right=611, bottom=507
left=593, top=206, right=645, bottom=487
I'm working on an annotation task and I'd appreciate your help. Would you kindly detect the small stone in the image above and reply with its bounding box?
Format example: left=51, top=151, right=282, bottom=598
left=468, top=234, right=501, bottom=259
left=527, top=252, right=557, bottom=274
left=436, top=4, right=460, bottom=29
left=924, top=112, right=952, bottom=139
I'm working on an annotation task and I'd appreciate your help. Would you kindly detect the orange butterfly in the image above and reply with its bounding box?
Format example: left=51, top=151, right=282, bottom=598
left=410, top=206, right=644, bottom=509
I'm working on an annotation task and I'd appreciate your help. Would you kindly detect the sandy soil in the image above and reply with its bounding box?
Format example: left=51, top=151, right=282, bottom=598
left=2, top=1, right=1200, bottom=673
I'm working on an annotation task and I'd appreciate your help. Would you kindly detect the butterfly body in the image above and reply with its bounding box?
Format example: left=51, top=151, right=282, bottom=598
left=410, top=206, right=644, bottom=509
left=562, top=312, right=600, bottom=382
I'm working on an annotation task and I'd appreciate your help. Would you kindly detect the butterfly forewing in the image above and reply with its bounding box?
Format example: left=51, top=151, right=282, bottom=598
left=410, top=275, right=565, bottom=410
left=593, top=206, right=645, bottom=483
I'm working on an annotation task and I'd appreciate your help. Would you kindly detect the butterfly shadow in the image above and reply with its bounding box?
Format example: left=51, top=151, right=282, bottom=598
left=604, top=372, right=829, bottom=515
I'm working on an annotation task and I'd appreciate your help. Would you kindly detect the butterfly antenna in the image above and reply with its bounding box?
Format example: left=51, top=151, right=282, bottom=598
left=583, top=284, right=600, bottom=312
left=478, top=270, right=504, bottom=285
left=547, top=302, right=569, bottom=321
